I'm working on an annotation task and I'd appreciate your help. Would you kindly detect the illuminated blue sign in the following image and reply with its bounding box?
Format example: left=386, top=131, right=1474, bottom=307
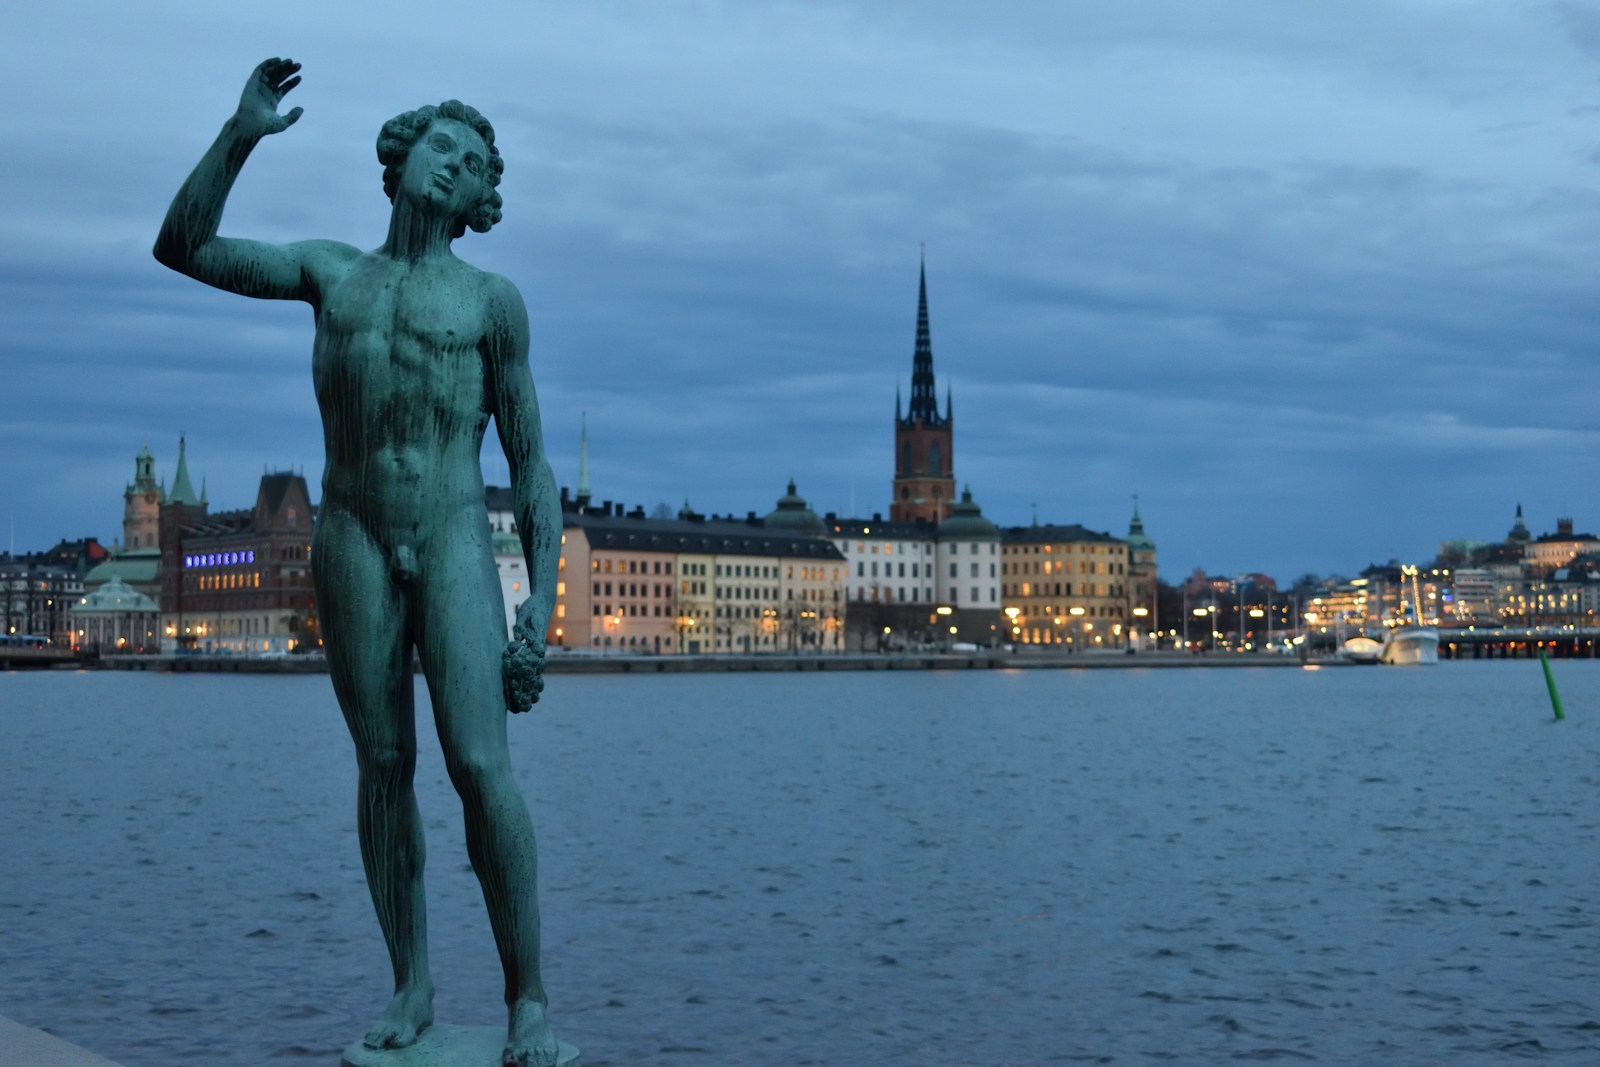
left=184, top=549, right=256, bottom=568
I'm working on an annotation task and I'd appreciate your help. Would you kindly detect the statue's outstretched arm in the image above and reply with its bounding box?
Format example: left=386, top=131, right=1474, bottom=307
left=488, top=277, right=560, bottom=710
left=153, top=58, right=354, bottom=302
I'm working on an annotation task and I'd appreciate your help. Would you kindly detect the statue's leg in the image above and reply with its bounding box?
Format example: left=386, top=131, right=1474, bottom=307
left=312, top=509, right=434, bottom=1049
left=414, top=517, right=558, bottom=1066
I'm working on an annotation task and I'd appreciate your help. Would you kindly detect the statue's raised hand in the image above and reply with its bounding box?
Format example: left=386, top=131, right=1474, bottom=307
left=503, top=598, right=548, bottom=713
left=235, top=57, right=303, bottom=138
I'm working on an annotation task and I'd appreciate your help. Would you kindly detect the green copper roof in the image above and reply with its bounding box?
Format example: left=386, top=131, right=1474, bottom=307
left=71, top=575, right=158, bottom=614
left=937, top=486, right=999, bottom=540
left=84, top=550, right=161, bottom=589
left=1125, top=501, right=1155, bottom=551
left=170, top=434, right=201, bottom=506
left=763, top=479, right=826, bottom=536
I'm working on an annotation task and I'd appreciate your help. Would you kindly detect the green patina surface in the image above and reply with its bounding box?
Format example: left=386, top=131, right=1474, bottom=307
left=155, top=59, right=571, bottom=1067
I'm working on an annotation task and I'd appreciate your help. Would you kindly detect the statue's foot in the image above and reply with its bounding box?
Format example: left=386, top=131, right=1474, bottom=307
left=363, top=982, right=435, bottom=1050
left=503, top=998, right=559, bottom=1067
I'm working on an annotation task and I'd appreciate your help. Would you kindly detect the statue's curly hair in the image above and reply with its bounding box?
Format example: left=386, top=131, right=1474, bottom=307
left=377, top=100, right=504, bottom=237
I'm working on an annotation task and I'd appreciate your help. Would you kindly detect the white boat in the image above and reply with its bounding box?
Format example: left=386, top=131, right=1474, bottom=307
left=1379, top=564, right=1440, bottom=665
left=1380, top=625, right=1439, bottom=665
left=1338, top=636, right=1382, bottom=664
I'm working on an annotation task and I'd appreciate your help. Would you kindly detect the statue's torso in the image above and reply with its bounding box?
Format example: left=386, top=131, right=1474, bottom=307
left=312, top=252, right=493, bottom=541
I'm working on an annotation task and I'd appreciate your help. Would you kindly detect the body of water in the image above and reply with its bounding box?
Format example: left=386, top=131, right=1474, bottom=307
left=3, top=662, right=1599, bottom=1065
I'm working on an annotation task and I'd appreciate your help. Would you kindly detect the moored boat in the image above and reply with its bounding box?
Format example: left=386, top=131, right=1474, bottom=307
left=1379, top=563, right=1440, bottom=665
left=1380, top=624, right=1439, bottom=665
left=1338, top=636, right=1382, bottom=664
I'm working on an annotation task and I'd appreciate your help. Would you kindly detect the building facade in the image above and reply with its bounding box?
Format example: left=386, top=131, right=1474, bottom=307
left=1000, top=524, right=1133, bottom=648
left=70, top=575, right=161, bottom=653
left=0, top=557, right=82, bottom=646
left=536, top=494, right=848, bottom=655
left=160, top=471, right=318, bottom=654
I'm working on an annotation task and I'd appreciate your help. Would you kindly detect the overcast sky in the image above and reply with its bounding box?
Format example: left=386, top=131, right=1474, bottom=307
left=4, top=1, right=1598, bottom=581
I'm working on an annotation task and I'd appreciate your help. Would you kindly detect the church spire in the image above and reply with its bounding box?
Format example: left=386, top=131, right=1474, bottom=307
left=575, top=409, right=591, bottom=507
left=889, top=250, right=956, bottom=523
left=1508, top=501, right=1530, bottom=543
left=905, top=250, right=942, bottom=425
left=169, top=434, right=200, bottom=506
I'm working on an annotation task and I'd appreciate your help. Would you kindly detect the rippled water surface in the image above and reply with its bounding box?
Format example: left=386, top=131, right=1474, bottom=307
left=3, top=663, right=1600, bottom=1065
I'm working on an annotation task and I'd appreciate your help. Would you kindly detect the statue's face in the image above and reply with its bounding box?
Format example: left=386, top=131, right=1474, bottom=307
left=399, top=118, right=489, bottom=222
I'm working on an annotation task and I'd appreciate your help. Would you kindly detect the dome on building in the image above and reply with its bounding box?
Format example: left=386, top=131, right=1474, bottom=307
left=763, top=479, right=826, bottom=536
left=71, top=575, right=158, bottom=614
left=937, top=486, right=999, bottom=540
left=1125, top=502, right=1155, bottom=553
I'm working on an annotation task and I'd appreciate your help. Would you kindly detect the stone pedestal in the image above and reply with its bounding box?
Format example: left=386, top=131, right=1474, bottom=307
left=341, top=1024, right=579, bottom=1067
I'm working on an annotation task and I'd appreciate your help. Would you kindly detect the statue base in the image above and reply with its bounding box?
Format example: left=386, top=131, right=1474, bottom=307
left=341, top=1024, right=580, bottom=1067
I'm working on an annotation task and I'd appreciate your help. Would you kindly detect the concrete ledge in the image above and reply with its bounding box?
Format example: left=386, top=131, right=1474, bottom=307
left=342, top=1023, right=579, bottom=1066
left=0, top=1017, right=122, bottom=1066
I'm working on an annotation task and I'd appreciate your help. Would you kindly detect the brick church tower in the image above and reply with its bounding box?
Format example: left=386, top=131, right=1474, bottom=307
left=890, top=256, right=955, bottom=523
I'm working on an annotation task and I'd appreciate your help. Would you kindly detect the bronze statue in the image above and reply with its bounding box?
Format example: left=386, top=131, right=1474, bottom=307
left=155, top=58, right=570, bottom=1067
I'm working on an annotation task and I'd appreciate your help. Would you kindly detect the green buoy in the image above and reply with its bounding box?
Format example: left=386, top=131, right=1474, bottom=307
left=1539, top=650, right=1566, bottom=721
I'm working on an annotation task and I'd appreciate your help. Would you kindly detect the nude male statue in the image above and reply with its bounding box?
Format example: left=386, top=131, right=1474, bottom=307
left=155, top=59, right=566, bottom=1066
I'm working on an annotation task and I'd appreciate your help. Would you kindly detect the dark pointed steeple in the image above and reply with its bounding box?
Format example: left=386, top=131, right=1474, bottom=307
left=904, top=252, right=943, bottom=426
left=889, top=250, right=956, bottom=523
left=1508, top=502, right=1530, bottom=543
left=945, top=383, right=953, bottom=422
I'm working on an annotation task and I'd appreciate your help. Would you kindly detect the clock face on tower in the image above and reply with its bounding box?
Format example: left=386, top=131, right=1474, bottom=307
left=145, top=493, right=157, bottom=504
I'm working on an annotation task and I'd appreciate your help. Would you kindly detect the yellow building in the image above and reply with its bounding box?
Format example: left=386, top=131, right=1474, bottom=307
left=1000, top=524, right=1132, bottom=649
left=539, top=501, right=846, bottom=654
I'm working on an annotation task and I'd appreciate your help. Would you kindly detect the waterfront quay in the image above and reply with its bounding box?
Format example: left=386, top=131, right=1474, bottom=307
left=66, top=648, right=1312, bottom=674
left=10, top=630, right=1594, bottom=675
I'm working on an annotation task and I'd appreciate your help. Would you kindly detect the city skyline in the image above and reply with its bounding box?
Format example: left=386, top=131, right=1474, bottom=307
left=24, top=431, right=1593, bottom=593
left=4, top=3, right=1598, bottom=580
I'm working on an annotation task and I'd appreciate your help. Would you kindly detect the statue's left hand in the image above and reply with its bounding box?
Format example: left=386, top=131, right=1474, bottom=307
left=502, top=599, right=547, bottom=713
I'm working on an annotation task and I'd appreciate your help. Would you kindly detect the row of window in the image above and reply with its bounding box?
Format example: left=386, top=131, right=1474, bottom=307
left=591, top=557, right=675, bottom=575
left=1007, top=583, right=1125, bottom=599
left=192, top=573, right=264, bottom=591
left=1005, top=543, right=1122, bottom=555
left=844, top=541, right=998, bottom=557
left=856, top=561, right=999, bottom=580
left=1007, top=560, right=1124, bottom=576
left=572, top=558, right=841, bottom=582
left=855, top=586, right=1000, bottom=604
left=586, top=581, right=673, bottom=599
left=593, top=603, right=675, bottom=618
left=1010, top=603, right=1123, bottom=618
left=717, top=563, right=777, bottom=579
